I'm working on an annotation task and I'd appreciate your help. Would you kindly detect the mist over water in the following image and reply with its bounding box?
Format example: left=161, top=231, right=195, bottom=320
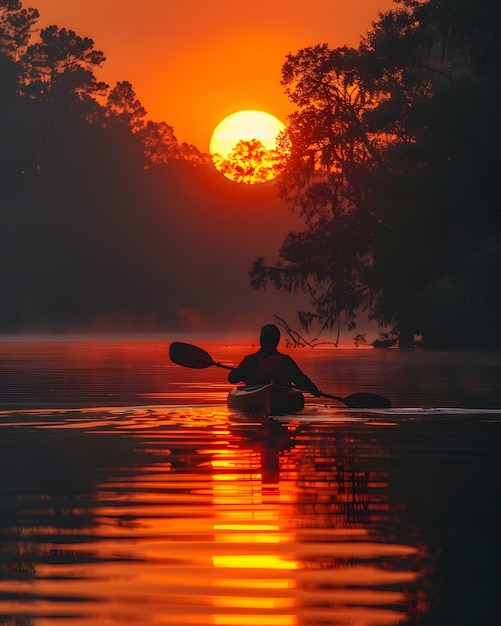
left=0, top=336, right=500, bottom=625
left=1, top=334, right=499, bottom=410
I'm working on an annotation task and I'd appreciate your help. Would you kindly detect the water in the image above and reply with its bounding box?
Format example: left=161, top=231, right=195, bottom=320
left=0, top=336, right=500, bottom=625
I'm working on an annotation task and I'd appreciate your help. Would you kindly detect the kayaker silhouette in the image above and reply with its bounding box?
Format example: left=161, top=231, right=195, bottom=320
left=228, top=324, right=321, bottom=396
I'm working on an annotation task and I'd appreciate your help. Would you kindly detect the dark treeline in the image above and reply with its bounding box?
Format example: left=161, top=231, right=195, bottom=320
left=0, top=0, right=257, bottom=332
left=252, top=0, right=501, bottom=350
left=2, top=1, right=500, bottom=348
left=0, top=0, right=203, bottom=330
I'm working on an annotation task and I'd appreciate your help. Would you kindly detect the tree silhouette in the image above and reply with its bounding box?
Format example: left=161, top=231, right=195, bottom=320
left=0, top=0, right=213, bottom=331
left=251, top=0, right=501, bottom=349
left=251, top=44, right=384, bottom=339
left=20, top=25, right=107, bottom=105
left=106, top=80, right=146, bottom=132
left=0, top=0, right=38, bottom=61
left=139, top=120, right=179, bottom=166
left=139, top=121, right=208, bottom=168
left=215, top=138, right=286, bottom=184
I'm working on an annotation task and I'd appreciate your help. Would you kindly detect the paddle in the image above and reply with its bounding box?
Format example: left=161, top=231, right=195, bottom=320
left=315, top=390, right=392, bottom=409
left=169, top=341, right=233, bottom=370
left=169, top=341, right=392, bottom=409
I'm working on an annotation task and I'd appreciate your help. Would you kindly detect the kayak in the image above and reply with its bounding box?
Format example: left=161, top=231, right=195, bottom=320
left=227, top=383, right=304, bottom=415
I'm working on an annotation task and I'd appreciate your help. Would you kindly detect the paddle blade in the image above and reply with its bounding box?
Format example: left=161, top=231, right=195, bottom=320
left=342, top=393, right=392, bottom=409
left=169, top=342, right=216, bottom=369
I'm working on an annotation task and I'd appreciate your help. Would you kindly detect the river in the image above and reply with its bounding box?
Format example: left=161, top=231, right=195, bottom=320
left=0, top=335, right=500, bottom=625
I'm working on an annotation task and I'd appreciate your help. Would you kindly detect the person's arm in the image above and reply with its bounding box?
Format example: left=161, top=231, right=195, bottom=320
left=228, top=354, right=257, bottom=384
left=284, top=355, right=321, bottom=395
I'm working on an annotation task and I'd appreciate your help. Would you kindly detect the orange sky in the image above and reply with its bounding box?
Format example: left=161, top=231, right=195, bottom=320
left=33, top=0, right=396, bottom=152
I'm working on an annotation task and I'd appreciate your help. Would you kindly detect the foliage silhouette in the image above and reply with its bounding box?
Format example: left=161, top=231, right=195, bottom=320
left=0, top=0, right=208, bottom=331
left=250, top=0, right=501, bottom=349
left=214, top=138, right=286, bottom=184
left=2, top=0, right=499, bottom=347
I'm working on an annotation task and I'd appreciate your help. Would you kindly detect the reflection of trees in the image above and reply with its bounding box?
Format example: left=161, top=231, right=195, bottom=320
left=280, top=424, right=433, bottom=624
left=284, top=426, right=388, bottom=527
left=2, top=409, right=496, bottom=625
left=381, top=419, right=501, bottom=626
left=213, top=419, right=441, bottom=624
left=284, top=418, right=501, bottom=626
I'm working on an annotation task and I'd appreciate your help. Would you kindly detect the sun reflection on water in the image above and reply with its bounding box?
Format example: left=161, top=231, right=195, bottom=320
left=0, top=402, right=442, bottom=624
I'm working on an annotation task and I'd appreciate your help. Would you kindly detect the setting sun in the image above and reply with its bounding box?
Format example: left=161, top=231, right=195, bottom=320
left=210, top=110, right=287, bottom=184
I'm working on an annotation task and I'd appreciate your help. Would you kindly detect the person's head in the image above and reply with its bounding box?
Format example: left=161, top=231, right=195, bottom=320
left=260, top=324, right=280, bottom=351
